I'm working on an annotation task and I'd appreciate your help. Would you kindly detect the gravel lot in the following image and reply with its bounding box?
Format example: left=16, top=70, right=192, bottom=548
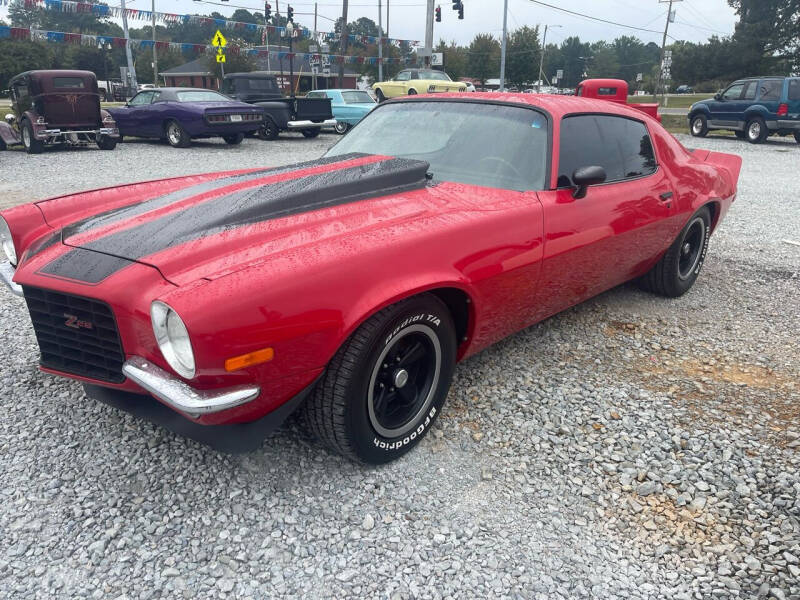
left=1, top=133, right=798, bottom=600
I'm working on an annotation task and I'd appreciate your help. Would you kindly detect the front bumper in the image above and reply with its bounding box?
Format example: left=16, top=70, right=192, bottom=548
left=0, top=262, right=23, bottom=296
left=35, top=127, right=119, bottom=140
left=122, top=356, right=260, bottom=418
left=287, top=118, right=337, bottom=130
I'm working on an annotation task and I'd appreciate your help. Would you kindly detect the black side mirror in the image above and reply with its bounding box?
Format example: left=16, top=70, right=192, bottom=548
left=572, top=166, right=606, bottom=199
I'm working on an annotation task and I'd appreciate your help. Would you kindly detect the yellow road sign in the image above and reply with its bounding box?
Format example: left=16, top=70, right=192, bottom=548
left=216, top=53, right=226, bottom=63
left=212, top=30, right=227, bottom=48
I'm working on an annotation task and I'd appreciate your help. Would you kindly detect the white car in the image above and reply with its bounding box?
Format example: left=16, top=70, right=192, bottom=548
left=463, top=82, right=476, bottom=93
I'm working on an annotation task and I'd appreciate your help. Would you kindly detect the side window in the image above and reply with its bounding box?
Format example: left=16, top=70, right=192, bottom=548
left=758, top=79, right=782, bottom=101
left=558, top=115, right=657, bottom=187
left=597, top=87, right=618, bottom=96
left=306, top=91, right=324, bottom=99
left=395, top=71, right=411, bottom=82
left=129, top=91, right=153, bottom=106
left=722, top=83, right=744, bottom=101
left=13, top=82, right=28, bottom=100
left=789, top=80, right=800, bottom=101
left=151, top=92, right=162, bottom=103
left=742, top=81, right=757, bottom=101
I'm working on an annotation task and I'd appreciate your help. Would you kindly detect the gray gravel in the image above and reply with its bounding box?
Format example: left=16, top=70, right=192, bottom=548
left=1, top=133, right=799, bottom=599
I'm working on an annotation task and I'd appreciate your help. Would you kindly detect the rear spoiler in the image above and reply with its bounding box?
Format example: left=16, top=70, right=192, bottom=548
left=691, top=149, right=743, bottom=186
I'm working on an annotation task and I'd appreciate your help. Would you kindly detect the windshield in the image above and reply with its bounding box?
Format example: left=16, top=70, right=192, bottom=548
left=419, top=70, right=451, bottom=81
left=341, top=91, right=375, bottom=104
left=176, top=90, right=232, bottom=102
left=223, top=77, right=279, bottom=94
left=326, top=101, right=548, bottom=191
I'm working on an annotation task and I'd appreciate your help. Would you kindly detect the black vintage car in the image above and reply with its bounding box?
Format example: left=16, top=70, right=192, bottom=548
left=220, top=72, right=335, bottom=140
left=0, top=70, right=119, bottom=154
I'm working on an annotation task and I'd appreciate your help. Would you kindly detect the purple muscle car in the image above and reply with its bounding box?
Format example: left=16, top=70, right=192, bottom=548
left=108, top=88, right=264, bottom=148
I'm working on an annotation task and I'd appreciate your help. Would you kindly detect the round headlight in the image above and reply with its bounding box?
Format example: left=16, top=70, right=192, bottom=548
left=0, top=216, right=17, bottom=266
left=150, top=301, right=195, bottom=379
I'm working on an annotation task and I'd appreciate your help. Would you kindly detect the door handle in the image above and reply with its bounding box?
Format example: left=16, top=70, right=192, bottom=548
left=660, top=192, right=674, bottom=201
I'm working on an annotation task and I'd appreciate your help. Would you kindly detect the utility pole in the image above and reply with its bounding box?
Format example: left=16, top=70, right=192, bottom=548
left=338, top=0, right=349, bottom=87
left=378, top=0, right=383, bottom=83
left=424, top=0, right=434, bottom=67
left=120, top=0, right=137, bottom=93
left=386, top=0, right=389, bottom=38
left=499, top=0, right=508, bottom=91
left=538, top=24, right=561, bottom=88
left=312, top=2, right=318, bottom=90
left=654, top=0, right=681, bottom=105
left=151, top=0, right=158, bottom=85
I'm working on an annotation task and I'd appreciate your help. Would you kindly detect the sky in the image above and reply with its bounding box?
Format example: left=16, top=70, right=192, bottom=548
left=3, top=0, right=739, bottom=47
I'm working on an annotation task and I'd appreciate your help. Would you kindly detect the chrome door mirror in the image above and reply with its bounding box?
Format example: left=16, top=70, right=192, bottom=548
left=4, top=114, right=15, bottom=125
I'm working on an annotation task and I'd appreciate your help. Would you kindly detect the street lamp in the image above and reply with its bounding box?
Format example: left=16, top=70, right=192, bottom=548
left=98, top=40, right=111, bottom=99
left=579, top=55, right=593, bottom=79
left=538, top=24, right=561, bottom=88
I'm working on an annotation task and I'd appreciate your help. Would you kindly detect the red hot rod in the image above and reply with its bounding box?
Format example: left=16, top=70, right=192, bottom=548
left=0, top=93, right=741, bottom=464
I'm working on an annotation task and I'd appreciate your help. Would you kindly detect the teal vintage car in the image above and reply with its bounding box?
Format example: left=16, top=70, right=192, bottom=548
left=305, top=89, right=376, bottom=134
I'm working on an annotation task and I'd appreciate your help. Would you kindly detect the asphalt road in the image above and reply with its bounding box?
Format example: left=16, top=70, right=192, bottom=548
left=0, top=133, right=798, bottom=599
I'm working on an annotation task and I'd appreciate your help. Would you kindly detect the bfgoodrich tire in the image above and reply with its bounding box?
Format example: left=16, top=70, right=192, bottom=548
left=745, top=116, right=768, bottom=144
left=303, top=294, right=457, bottom=464
left=641, top=207, right=711, bottom=298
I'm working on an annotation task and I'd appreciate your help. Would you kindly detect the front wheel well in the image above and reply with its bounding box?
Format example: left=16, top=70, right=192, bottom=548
left=427, top=287, right=472, bottom=345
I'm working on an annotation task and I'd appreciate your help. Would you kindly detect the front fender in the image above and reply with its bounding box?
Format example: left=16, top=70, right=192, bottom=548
left=0, top=121, right=21, bottom=145
left=688, top=103, right=711, bottom=118
left=0, top=202, right=52, bottom=263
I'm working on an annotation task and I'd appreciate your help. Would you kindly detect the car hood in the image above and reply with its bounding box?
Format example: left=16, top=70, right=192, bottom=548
left=35, top=153, right=433, bottom=287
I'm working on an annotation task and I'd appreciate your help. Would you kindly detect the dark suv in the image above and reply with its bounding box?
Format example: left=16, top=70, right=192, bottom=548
left=688, top=76, right=800, bottom=144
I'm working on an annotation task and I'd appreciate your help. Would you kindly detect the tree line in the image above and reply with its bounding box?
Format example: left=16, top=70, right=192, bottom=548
left=1, top=0, right=797, bottom=92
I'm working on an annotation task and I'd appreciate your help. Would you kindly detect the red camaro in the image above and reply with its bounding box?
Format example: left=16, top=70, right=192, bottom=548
left=0, top=93, right=742, bottom=464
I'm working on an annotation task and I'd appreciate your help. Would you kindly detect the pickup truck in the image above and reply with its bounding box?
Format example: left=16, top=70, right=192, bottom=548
left=576, top=78, right=661, bottom=122
left=221, top=72, right=336, bottom=139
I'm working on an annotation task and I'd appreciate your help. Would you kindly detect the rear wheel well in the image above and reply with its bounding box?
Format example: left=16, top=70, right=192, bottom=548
left=428, top=287, right=471, bottom=344
left=704, top=200, right=720, bottom=232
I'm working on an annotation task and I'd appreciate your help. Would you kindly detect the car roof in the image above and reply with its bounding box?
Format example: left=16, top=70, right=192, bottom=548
left=388, top=92, right=662, bottom=121
left=11, top=69, right=96, bottom=83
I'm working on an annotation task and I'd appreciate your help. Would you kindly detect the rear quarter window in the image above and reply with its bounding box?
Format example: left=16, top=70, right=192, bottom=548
left=758, top=80, right=782, bottom=101
left=559, top=115, right=657, bottom=187
left=789, top=80, right=800, bottom=101
left=598, top=87, right=618, bottom=96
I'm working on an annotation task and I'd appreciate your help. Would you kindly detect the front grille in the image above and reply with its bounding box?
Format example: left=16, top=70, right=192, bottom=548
left=23, top=286, right=125, bottom=383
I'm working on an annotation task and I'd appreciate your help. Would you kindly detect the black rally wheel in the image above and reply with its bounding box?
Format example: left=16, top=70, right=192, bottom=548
left=303, top=294, right=457, bottom=464
left=256, top=118, right=279, bottom=140
left=641, top=206, right=711, bottom=298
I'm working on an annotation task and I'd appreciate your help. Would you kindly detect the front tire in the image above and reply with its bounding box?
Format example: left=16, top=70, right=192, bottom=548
left=334, top=121, right=350, bottom=135
left=301, top=128, right=320, bottom=138
left=96, top=135, right=117, bottom=150
left=375, top=89, right=386, bottom=103
left=256, top=118, right=279, bottom=140
left=223, top=133, right=245, bottom=145
left=303, top=294, right=457, bottom=464
left=745, top=117, right=768, bottom=144
left=408, top=88, right=418, bottom=95
left=794, top=132, right=800, bottom=144
left=640, top=207, right=711, bottom=298
left=21, top=120, right=44, bottom=154
left=690, top=114, right=708, bottom=137
left=165, top=119, right=191, bottom=148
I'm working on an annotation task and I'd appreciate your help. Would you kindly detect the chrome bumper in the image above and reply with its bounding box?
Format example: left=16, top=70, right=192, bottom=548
left=35, top=127, right=118, bottom=139
left=122, top=356, right=260, bottom=417
left=287, top=118, right=337, bottom=130
left=0, top=262, right=23, bottom=296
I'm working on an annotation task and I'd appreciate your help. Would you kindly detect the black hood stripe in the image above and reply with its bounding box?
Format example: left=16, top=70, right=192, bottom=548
left=40, top=156, right=430, bottom=284
left=62, top=153, right=371, bottom=241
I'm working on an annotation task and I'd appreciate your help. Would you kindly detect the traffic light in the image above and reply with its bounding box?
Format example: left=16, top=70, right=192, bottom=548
left=287, top=5, right=294, bottom=23
left=435, top=6, right=441, bottom=22
left=451, top=0, right=459, bottom=9
left=264, top=2, right=271, bottom=20
left=458, top=4, right=464, bottom=19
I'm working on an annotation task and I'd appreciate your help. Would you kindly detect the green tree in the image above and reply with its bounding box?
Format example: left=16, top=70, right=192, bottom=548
left=728, top=0, right=799, bottom=72
left=505, top=25, right=540, bottom=90
left=467, top=33, right=499, bottom=87
left=435, top=39, right=468, bottom=81
left=588, top=41, right=619, bottom=79
left=9, top=0, right=117, bottom=34
left=0, top=40, right=54, bottom=90
left=558, top=36, right=591, bottom=88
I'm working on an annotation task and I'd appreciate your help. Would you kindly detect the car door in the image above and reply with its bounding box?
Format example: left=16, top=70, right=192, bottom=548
left=115, top=91, right=155, bottom=136
left=531, top=114, right=675, bottom=321
left=708, top=81, right=746, bottom=128
left=388, top=71, right=412, bottom=97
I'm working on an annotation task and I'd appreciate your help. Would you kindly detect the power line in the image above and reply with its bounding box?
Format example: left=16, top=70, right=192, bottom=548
left=522, top=0, right=666, bottom=35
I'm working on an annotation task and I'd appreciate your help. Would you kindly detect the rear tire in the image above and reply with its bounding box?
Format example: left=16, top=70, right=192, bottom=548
left=408, top=88, right=418, bottom=95
left=96, top=135, right=117, bottom=150
left=690, top=114, right=708, bottom=137
left=334, top=121, right=350, bottom=135
left=165, top=119, right=191, bottom=148
left=745, top=117, right=768, bottom=144
left=303, top=294, right=457, bottom=464
left=794, top=132, right=800, bottom=144
left=223, top=133, right=245, bottom=145
left=21, top=119, right=44, bottom=154
left=640, top=207, right=711, bottom=298
left=256, top=118, right=279, bottom=140
left=301, top=128, right=320, bottom=138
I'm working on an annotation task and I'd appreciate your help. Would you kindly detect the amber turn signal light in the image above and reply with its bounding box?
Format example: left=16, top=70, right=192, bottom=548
left=224, top=347, right=275, bottom=372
